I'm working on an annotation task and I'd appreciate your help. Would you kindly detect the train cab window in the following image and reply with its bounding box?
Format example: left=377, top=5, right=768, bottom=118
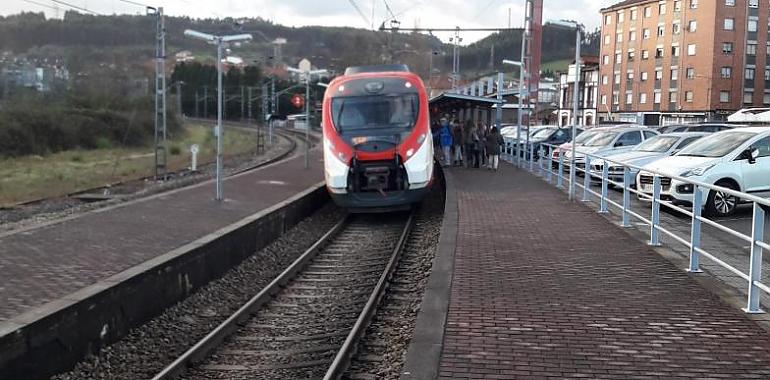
left=331, top=93, right=418, bottom=132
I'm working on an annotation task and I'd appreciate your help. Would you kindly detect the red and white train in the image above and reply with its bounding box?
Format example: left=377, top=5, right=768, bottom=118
left=322, top=64, right=434, bottom=211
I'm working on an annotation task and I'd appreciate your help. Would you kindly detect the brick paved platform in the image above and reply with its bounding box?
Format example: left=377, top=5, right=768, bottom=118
left=0, top=147, right=323, bottom=323
left=437, top=164, right=770, bottom=379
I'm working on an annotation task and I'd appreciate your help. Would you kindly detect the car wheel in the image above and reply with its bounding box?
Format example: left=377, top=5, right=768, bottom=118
left=705, top=181, right=739, bottom=217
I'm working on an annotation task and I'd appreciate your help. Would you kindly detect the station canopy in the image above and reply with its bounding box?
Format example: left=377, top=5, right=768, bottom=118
left=429, top=92, right=502, bottom=115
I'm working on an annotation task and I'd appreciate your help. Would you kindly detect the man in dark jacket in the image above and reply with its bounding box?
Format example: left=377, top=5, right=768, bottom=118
left=484, top=126, right=504, bottom=171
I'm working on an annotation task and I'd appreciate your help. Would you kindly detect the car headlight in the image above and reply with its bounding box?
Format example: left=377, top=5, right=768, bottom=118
left=680, top=164, right=715, bottom=178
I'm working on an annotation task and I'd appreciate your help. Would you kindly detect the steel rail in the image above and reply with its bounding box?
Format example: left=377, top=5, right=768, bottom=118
left=151, top=216, right=350, bottom=380
left=323, top=209, right=416, bottom=379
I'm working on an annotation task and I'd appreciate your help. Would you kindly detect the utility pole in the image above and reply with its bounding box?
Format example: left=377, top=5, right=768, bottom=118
left=151, top=6, right=167, bottom=181
left=248, top=86, right=254, bottom=121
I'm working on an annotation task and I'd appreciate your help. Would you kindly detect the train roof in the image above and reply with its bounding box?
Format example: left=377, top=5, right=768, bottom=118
left=344, top=64, right=410, bottom=75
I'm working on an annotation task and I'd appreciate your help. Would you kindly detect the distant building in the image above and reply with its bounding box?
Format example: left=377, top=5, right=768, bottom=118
left=175, top=50, right=195, bottom=63
left=558, top=56, right=600, bottom=126
left=599, top=0, right=770, bottom=125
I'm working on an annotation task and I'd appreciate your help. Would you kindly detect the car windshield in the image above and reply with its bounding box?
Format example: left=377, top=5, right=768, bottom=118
left=676, top=131, right=756, bottom=158
left=331, top=93, right=418, bottom=132
left=574, top=130, right=600, bottom=144
left=583, top=131, right=619, bottom=147
left=530, top=127, right=557, bottom=139
left=633, top=135, right=679, bottom=152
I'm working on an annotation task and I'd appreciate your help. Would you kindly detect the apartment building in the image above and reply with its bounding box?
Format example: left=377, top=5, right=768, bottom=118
left=558, top=56, right=600, bottom=127
left=599, top=0, right=769, bottom=125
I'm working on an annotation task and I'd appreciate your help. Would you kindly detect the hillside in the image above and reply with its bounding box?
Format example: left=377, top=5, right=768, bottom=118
left=0, top=11, right=599, bottom=78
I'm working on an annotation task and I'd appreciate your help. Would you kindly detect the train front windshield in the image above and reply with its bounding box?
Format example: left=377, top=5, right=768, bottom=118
left=331, top=93, right=418, bottom=133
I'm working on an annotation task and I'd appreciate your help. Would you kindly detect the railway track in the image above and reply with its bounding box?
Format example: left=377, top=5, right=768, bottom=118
left=152, top=211, right=415, bottom=380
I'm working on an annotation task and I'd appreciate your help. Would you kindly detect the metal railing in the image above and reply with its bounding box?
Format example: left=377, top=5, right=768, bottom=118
left=503, top=137, right=770, bottom=314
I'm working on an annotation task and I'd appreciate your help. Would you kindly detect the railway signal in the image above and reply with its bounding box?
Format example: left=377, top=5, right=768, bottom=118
left=291, top=94, right=305, bottom=109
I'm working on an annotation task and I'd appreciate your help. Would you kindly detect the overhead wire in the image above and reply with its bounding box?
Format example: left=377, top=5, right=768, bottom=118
left=18, top=0, right=58, bottom=11
left=50, top=0, right=101, bottom=14
left=116, top=0, right=149, bottom=7
left=347, top=0, right=372, bottom=28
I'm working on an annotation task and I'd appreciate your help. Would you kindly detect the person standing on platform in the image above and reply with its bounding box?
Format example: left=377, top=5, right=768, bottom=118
left=478, top=122, right=489, bottom=167
left=452, top=121, right=464, bottom=166
left=437, top=118, right=453, bottom=167
left=485, top=126, right=504, bottom=171
left=470, top=122, right=481, bottom=168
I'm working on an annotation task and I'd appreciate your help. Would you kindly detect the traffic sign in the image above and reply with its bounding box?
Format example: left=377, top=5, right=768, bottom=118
left=292, top=94, right=305, bottom=109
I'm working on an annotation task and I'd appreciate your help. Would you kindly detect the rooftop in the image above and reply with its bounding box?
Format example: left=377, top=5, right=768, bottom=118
left=601, top=0, right=657, bottom=12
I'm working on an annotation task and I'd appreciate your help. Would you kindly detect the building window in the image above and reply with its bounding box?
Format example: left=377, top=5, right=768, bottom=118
left=764, top=93, right=770, bottom=104
left=672, top=23, right=681, bottom=34
left=723, top=42, right=734, bottom=54
left=749, top=19, right=758, bottom=33
left=659, top=3, right=666, bottom=14
left=685, top=91, right=694, bottom=102
left=686, top=67, right=695, bottom=79
left=687, top=44, right=696, bottom=56
left=605, top=14, right=612, bottom=25
left=748, top=43, right=757, bottom=56
left=613, top=93, right=620, bottom=105
left=640, top=93, right=647, bottom=104
left=643, top=28, right=651, bottom=39
left=641, top=72, right=649, bottom=81
left=669, top=91, right=678, bottom=103
left=617, top=32, right=623, bottom=42
left=725, top=0, right=735, bottom=6
left=629, top=31, right=636, bottom=41
left=672, top=46, right=680, bottom=57
left=603, top=55, right=610, bottom=65
left=644, top=6, right=652, bottom=18
left=688, top=20, right=697, bottom=32
left=628, top=51, right=635, bottom=61
left=674, top=1, right=682, bottom=12
left=655, top=69, right=663, bottom=80
left=614, top=73, right=621, bottom=84
left=721, top=66, right=732, bottom=78
left=656, top=48, right=664, bottom=58
left=671, top=68, right=679, bottom=81
left=746, top=68, right=756, bottom=80
left=630, top=9, right=638, bottom=20
left=744, top=91, right=754, bottom=104
left=618, top=11, right=624, bottom=23
left=602, top=75, right=608, bottom=85
left=615, top=53, right=622, bottom=63
left=657, top=25, right=665, bottom=37
left=642, top=50, right=650, bottom=60
left=604, top=35, right=611, bottom=45
left=720, top=91, right=730, bottom=103
left=765, top=69, right=770, bottom=81
left=724, top=18, right=734, bottom=30
left=626, top=92, right=633, bottom=104
left=749, top=0, right=758, bottom=7
left=654, top=92, right=662, bottom=104
left=601, top=94, right=607, bottom=105
left=690, top=0, right=698, bottom=8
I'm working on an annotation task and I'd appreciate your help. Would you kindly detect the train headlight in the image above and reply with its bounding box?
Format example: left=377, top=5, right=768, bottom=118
left=405, top=81, right=412, bottom=88
left=406, top=148, right=415, bottom=158
left=337, top=152, right=347, bottom=162
left=417, top=134, right=426, bottom=145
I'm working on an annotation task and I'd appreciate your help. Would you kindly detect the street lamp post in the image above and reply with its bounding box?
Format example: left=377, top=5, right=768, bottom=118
left=185, top=29, right=252, bottom=201
left=547, top=20, right=584, bottom=200
left=288, top=64, right=327, bottom=168
left=503, top=59, right=524, bottom=166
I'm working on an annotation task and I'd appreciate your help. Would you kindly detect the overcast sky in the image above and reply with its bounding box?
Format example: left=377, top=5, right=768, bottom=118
left=6, top=0, right=617, bottom=43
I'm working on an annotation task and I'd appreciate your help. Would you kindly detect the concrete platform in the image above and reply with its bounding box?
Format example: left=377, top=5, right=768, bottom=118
left=0, top=147, right=324, bottom=324
left=404, top=163, right=770, bottom=379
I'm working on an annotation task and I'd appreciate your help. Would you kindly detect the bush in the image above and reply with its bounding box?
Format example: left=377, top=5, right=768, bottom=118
left=169, top=145, right=181, bottom=155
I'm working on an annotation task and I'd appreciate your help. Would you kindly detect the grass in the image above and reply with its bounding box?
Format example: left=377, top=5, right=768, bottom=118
left=541, top=59, right=571, bottom=74
left=0, top=122, right=262, bottom=206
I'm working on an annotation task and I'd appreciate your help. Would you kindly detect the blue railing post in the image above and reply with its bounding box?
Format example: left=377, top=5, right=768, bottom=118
left=546, top=147, right=553, bottom=183
left=557, top=152, right=564, bottom=188
left=621, top=166, right=632, bottom=227
left=688, top=185, right=703, bottom=273
left=599, top=160, right=609, bottom=213
left=650, top=175, right=661, bottom=246
left=538, top=147, right=544, bottom=176
left=744, top=203, right=767, bottom=314
left=582, top=155, right=592, bottom=201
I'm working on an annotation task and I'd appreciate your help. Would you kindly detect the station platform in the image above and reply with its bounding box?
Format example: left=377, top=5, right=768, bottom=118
left=412, top=163, right=770, bottom=379
left=0, top=147, right=323, bottom=324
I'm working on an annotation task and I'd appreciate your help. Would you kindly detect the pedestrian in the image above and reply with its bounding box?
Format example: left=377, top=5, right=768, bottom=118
left=462, top=120, right=475, bottom=168
left=485, top=126, right=504, bottom=171
left=452, top=120, right=464, bottom=166
left=478, top=123, right=489, bottom=167
left=438, top=118, right=453, bottom=167
left=470, top=122, right=481, bottom=168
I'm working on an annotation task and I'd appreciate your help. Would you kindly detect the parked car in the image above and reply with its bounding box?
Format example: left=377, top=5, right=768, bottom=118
left=551, top=128, right=607, bottom=168
left=564, top=126, right=658, bottom=173
left=656, top=124, right=693, bottom=134
left=637, top=127, right=770, bottom=216
left=589, top=132, right=708, bottom=184
left=686, top=122, right=741, bottom=133
left=522, top=126, right=584, bottom=159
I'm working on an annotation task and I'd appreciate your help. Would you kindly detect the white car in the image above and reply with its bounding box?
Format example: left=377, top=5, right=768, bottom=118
left=565, top=126, right=658, bottom=173
left=590, top=132, right=708, bottom=183
left=637, top=127, right=770, bottom=217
